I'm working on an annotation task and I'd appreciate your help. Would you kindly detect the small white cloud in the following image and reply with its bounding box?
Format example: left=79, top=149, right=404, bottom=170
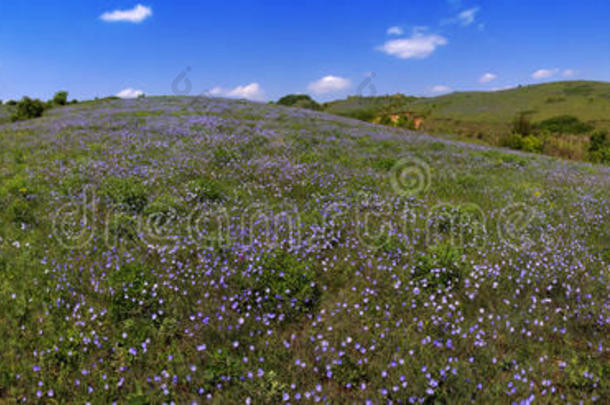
left=457, top=7, right=480, bottom=26
left=562, top=69, right=576, bottom=77
left=377, top=33, right=448, bottom=60
left=532, top=68, right=559, bottom=79
left=490, top=85, right=517, bottom=92
left=479, top=73, right=497, bottom=83
left=101, top=4, right=152, bottom=23
left=116, top=88, right=144, bottom=99
left=207, top=83, right=265, bottom=101
left=387, top=26, right=404, bottom=36
left=431, top=85, right=451, bottom=93
left=442, top=7, right=480, bottom=26
left=307, top=75, right=351, bottom=94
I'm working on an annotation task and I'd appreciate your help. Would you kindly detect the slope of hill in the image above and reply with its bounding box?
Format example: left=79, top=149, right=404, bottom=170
left=324, top=81, right=610, bottom=161
left=0, top=97, right=608, bottom=403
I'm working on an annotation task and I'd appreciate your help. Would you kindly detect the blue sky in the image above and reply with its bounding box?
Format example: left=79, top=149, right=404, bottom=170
left=1, top=0, right=609, bottom=102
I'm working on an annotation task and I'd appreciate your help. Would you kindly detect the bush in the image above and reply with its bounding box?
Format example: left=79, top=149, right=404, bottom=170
left=276, top=94, right=321, bottom=111
left=52, top=91, right=68, bottom=106
left=6, top=199, right=35, bottom=225
left=512, top=112, right=532, bottom=135
left=238, top=250, right=320, bottom=321
left=500, top=133, right=524, bottom=150
left=589, top=130, right=608, bottom=152
left=414, top=244, right=466, bottom=290
left=536, top=115, right=593, bottom=134
left=520, top=135, right=543, bottom=153
left=187, top=178, right=223, bottom=202
left=108, top=262, right=160, bottom=321
left=589, top=130, right=610, bottom=163
left=101, top=176, right=149, bottom=213
left=11, top=97, right=46, bottom=121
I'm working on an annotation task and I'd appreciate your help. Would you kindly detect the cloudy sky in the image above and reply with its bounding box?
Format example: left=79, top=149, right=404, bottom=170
left=1, top=0, right=609, bottom=101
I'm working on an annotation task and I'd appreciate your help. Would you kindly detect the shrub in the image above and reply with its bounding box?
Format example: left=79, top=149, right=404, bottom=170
left=6, top=199, right=35, bottom=225
left=238, top=250, right=320, bottom=321
left=520, top=135, right=543, bottom=153
left=276, top=94, right=321, bottom=111
left=212, top=147, right=239, bottom=167
left=108, top=262, right=160, bottom=321
left=11, top=97, right=46, bottom=121
left=107, top=212, right=139, bottom=240
left=332, top=356, right=368, bottom=387
left=187, top=178, right=223, bottom=202
left=101, top=177, right=149, bottom=213
left=52, top=91, right=68, bottom=106
left=589, top=130, right=608, bottom=152
left=414, top=244, right=466, bottom=290
left=512, top=112, right=532, bottom=135
left=372, top=157, right=397, bottom=171
left=588, top=130, right=610, bottom=164
left=536, top=115, right=593, bottom=134
left=500, top=133, right=524, bottom=150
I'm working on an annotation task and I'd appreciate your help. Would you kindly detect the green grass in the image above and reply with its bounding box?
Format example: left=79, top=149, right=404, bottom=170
left=0, top=96, right=608, bottom=403
left=324, top=81, right=610, bottom=160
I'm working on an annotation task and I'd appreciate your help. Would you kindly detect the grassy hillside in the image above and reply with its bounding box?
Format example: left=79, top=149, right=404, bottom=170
left=324, top=81, right=610, bottom=161
left=0, top=97, right=608, bottom=403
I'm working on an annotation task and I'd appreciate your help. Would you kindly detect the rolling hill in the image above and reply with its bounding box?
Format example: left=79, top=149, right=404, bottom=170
left=0, top=97, right=608, bottom=403
left=323, top=81, right=610, bottom=161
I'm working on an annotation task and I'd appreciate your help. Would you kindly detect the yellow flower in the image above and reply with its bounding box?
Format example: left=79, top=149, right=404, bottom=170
left=534, top=191, right=541, bottom=197
left=19, top=187, right=27, bottom=194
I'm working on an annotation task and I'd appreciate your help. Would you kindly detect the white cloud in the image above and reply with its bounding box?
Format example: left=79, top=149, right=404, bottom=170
left=490, top=85, right=517, bottom=91
left=377, top=33, right=448, bottom=60
left=116, top=88, right=144, bottom=99
left=478, top=72, right=497, bottom=83
left=442, top=7, right=480, bottom=26
left=387, top=26, right=404, bottom=36
left=562, top=69, right=576, bottom=77
left=457, top=7, right=480, bottom=26
left=431, top=85, right=451, bottom=93
left=532, top=68, right=559, bottom=79
left=101, top=4, right=152, bottom=23
left=307, top=75, right=351, bottom=94
left=207, top=83, right=265, bottom=101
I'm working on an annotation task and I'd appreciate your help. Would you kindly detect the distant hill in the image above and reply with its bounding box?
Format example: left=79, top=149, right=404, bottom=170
left=323, top=81, right=610, bottom=162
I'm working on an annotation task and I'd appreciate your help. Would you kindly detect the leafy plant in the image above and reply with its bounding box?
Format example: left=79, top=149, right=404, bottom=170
left=535, top=115, right=593, bottom=134
left=238, top=250, right=320, bottom=321
left=101, top=176, right=149, bottom=213
left=108, top=262, right=160, bottom=322
left=52, top=91, right=69, bottom=106
left=11, top=97, right=46, bottom=121
left=276, top=94, right=321, bottom=111
left=187, top=178, right=223, bottom=202
left=414, top=244, right=466, bottom=290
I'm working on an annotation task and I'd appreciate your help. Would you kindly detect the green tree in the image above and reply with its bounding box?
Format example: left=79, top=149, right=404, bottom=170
left=276, top=94, right=321, bottom=111
left=52, top=91, right=68, bottom=106
left=11, top=97, right=46, bottom=121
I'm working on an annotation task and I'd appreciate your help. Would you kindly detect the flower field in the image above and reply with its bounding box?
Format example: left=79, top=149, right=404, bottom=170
left=0, top=97, right=608, bottom=403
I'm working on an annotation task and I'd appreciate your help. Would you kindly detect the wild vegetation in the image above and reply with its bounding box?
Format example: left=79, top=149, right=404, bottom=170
left=321, top=81, right=610, bottom=162
left=0, top=91, right=76, bottom=123
left=0, top=96, right=608, bottom=403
